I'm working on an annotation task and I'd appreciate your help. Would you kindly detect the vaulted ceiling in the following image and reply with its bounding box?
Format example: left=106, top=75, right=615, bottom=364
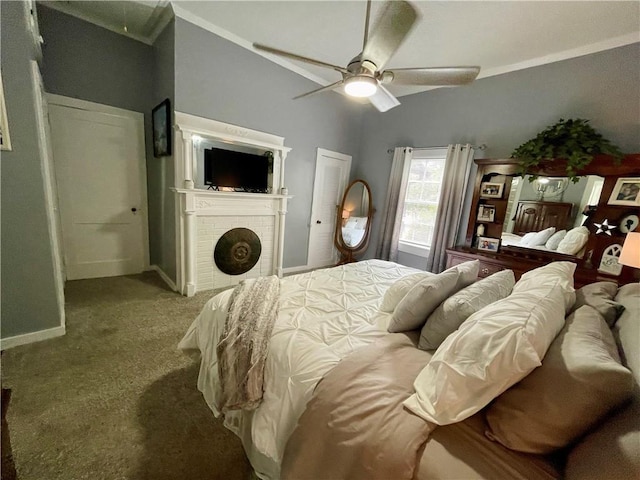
left=40, top=1, right=640, bottom=97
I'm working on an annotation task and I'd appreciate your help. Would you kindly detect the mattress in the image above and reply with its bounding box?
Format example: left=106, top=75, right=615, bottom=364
left=178, top=259, right=419, bottom=479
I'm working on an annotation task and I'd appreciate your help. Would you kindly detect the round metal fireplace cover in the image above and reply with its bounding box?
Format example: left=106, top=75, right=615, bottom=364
left=214, top=228, right=262, bottom=275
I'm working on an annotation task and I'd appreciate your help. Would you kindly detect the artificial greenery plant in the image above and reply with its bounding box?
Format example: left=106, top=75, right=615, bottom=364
left=511, top=118, right=623, bottom=182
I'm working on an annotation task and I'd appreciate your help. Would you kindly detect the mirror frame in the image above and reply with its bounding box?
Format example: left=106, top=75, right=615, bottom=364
left=334, top=179, right=374, bottom=264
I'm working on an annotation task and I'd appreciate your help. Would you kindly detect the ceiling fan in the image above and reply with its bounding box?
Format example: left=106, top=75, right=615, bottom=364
left=253, top=0, right=480, bottom=112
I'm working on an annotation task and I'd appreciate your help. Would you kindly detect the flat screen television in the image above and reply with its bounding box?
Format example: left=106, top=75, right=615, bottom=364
left=204, top=147, right=269, bottom=193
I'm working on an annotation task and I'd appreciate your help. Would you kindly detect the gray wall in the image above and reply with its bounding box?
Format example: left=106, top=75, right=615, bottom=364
left=149, top=20, right=176, bottom=281
left=37, top=5, right=177, bottom=280
left=1, top=1, right=62, bottom=338
left=173, top=18, right=364, bottom=267
left=357, top=43, right=640, bottom=265
left=38, top=6, right=153, bottom=114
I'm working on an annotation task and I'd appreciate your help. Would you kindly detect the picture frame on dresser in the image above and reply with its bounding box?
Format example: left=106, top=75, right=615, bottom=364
left=480, top=182, right=504, bottom=199
left=477, top=205, right=496, bottom=222
left=478, top=236, right=500, bottom=252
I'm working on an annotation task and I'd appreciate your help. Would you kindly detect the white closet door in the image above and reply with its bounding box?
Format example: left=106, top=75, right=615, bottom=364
left=307, top=149, right=351, bottom=268
left=48, top=96, right=149, bottom=280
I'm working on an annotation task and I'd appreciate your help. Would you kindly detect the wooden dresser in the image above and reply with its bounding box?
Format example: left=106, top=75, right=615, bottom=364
left=446, top=246, right=619, bottom=288
left=450, top=154, right=640, bottom=286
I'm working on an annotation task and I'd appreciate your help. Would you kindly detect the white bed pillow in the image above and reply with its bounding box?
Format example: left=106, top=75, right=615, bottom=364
left=419, top=269, right=515, bottom=351
left=519, top=232, right=537, bottom=246
left=512, top=261, right=576, bottom=311
left=556, top=226, right=589, bottom=255
left=527, top=227, right=556, bottom=247
left=380, top=272, right=433, bottom=313
left=404, top=284, right=569, bottom=425
left=388, top=269, right=460, bottom=333
left=545, top=229, right=567, bottom=250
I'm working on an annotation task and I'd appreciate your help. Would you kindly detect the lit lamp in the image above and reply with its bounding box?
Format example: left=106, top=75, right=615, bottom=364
left=619, top=232, right=640, bottom=276
left=342, top=209, right=350, bottom=226
left=344, top=76, right=377, bottom=98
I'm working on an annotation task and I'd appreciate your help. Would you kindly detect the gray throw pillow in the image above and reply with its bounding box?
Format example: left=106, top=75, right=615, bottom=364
left=444, top=260, right=480, bottom=290
left=418, top=269, right=515, bottom=350
left=485, top=305, right=634, bottom=454
left=572, top=281, right=624, bottom=327
left=387, top=269, right=460, bottom=333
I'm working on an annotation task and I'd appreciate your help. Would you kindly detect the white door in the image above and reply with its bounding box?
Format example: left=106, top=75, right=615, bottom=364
left=307, top=148, right=352, bottom=268
left=48, top=95, right=149, bottom=280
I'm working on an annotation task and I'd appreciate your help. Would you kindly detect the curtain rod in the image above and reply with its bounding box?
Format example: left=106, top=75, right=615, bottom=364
left=386, top=144, right=487, bottom=154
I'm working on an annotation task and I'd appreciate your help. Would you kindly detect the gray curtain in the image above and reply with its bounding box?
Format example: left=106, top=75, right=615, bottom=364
left=375, top=147, right=413, bottom=261
left=426, top=144, right=475, bottom=273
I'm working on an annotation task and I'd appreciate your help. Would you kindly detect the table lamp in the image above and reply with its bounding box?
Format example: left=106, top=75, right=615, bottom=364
left=619, top=232, right=640, bottom=280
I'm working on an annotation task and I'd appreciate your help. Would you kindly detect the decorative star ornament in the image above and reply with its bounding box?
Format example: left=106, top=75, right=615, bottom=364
left=594, top=219, right=616, bottom=236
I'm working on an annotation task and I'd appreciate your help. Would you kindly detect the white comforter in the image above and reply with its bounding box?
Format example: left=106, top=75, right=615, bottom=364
left=178, top=259, right=419, bottom=479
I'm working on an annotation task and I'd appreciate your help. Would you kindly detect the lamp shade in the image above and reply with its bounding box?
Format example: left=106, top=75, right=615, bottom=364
left=619, top=232, right=640, bottom=269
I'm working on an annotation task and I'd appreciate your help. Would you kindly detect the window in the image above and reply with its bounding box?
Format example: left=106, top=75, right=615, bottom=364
left=398, top=149, right=447, bottom=256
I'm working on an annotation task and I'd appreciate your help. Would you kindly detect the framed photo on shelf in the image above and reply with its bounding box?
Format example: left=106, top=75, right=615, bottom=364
left=480, top=182, right=504, bottom=199
left=608, top=178, right=640, bottom=206
left=152, top=98, right=171, bottom=157
left=477, top=204, right=496, bottom=222
left=477, top=236, right=500, bottom=253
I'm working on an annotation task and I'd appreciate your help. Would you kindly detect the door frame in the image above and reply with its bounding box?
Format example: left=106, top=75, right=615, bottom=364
left=46, top=93, right=151, bottom=275
left=306, top=148, right=352, bottom=269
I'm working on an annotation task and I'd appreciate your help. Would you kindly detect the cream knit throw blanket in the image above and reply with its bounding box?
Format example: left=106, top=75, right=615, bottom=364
left=217, top=275, right=280, bottom=412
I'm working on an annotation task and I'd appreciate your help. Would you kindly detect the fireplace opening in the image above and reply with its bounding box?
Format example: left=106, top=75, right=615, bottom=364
left=214, top=228, right=262, bottom=275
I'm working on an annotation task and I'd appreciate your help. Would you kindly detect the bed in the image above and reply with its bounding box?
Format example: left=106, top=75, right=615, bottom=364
left=179, top=260, right=639, bottom=480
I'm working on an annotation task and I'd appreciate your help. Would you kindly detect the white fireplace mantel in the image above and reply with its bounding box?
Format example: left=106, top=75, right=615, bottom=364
left=172, top=112, right=292, bottom=296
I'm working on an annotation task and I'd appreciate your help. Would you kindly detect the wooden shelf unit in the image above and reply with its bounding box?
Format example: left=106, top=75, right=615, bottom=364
left=452, top=154, right=640, bottom=285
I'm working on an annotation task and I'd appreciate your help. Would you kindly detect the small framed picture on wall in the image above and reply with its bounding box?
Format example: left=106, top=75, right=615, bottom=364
left=477, top=204, right=496, bottom=222
left=608, top=178, right=640, bottom=206
left=477, top=236, right=500, bottom=252
left=152, top=98, right=171, bottom=157
left=480, top=182, right=504, bottom=199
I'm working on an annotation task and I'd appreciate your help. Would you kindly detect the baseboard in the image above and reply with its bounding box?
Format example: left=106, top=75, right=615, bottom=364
left=0, top=325, right=66, bottom=351
left=150, top=265, right=178, bottom=291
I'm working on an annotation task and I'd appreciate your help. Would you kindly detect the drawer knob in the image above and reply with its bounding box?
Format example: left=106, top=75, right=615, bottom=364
left=481, top=267, right=490, bottom=275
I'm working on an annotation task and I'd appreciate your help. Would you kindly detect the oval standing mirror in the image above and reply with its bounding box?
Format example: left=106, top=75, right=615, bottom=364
left=335, top=179, right=373, bottom=264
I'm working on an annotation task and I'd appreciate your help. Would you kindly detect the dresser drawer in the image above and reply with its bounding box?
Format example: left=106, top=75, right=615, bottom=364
left=477, top=261, right=505, bottom=278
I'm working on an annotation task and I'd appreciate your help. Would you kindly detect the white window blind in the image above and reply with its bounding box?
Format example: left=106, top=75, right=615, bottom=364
left=398, top=148, right=448, bottom=255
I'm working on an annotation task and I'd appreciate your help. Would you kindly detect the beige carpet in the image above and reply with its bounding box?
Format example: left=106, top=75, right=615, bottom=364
left=1, top=272, right=253, bottom=480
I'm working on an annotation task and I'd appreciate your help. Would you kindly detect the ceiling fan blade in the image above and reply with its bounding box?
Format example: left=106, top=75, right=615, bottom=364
left=368, top=84, right=401, bottom=112
left=382, top=67, right=481, bottom=86
left=293, top=80, right=345, bottom=100
left=253, top=43, right=349, bottom=74
left=362, top=1, right=419, bottom=71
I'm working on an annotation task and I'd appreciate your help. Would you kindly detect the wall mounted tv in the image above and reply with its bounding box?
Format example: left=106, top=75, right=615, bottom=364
left=204, top=147, right=270, bottom=193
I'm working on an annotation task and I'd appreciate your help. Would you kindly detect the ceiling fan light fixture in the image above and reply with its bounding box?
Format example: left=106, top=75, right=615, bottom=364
left=344, top=76, right=378, bottom=98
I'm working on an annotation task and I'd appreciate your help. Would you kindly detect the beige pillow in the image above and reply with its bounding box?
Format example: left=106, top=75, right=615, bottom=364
left=444, top=260, right=480, bottom=290
left=485, top=305, right=634, bottom=454
left=404, top=278, right=571, bottom=425
left=380, top=272, right=434, bottom=313
left=418, top=270, right=515, bottom=350
left=565, top=283, right=640, bottom=480
left=387, top=269, right=460, bottom=333
left=572, top=281, right=624, bottom=327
